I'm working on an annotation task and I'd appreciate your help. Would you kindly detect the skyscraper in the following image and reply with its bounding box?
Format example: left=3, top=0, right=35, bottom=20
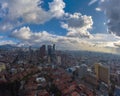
left=47, top=45, right=52, bottom=57
left=40, top=45, right=46, bottom=59
left=47, top=44, right=56, bottom=63
left=95, top=63, right=110, bottom=84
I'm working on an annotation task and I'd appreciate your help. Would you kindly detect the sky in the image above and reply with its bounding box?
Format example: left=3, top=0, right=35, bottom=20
left=0, top=0, right=120, bottom=54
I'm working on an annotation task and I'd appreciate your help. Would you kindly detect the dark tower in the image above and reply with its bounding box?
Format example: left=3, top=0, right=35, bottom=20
left=47, top=45, right=52, bottom=57
left=40, top=45, right=46, bottom=59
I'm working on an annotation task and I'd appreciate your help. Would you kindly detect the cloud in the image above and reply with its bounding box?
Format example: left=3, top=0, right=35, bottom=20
left=0, top=22, right=14, bottom=31
left=95, top=7, right=102, bottom=11
left=0, top=0, right=50, bottom=31
left=0, top=40, right=16, bottom=45
left=49, top=0, right=65, bottom=18
left=100, top=0, right=120, bottom=36
left=11, top=26, right=88, bottom=50
left=113, top=41, right=120, bottom=48
left=61, top=13, right=93, bottom=38
left=88, top=33, right=120, bottom=48
left=0, top=35, right=16, bottom=45
left=10, top=26, right=120, bottom=54
left=89, top=0, right=98, bottom=5
left=6, top=0, right=51, bottom=24
left=0, top=0, right=65, bottom=32
left=11, top=26, right=60, bottom=44
left=0, top=2, right=8, bottom=18
left=11, top=27, right=31, bottom=40
left=0, top=0, right=93, bottom=40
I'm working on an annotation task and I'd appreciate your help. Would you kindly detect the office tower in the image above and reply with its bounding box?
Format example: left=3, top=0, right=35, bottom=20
left=47, top=45, right=52, bottom=57
left=40, top=45, right=46, bottom=59
left=95, top=63, right=110, bottom=84
left=47, top=45, right=52, bottom=63
left=53, top=44, right=55, bottom=54
left=52, top=44, right=56, bottom=63
left=47, top=44, right=56, bottom=64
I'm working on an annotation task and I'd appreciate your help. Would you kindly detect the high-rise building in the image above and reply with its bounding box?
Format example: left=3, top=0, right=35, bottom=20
left=94, top=63, right=100, bottom=79
left=40, top=45, right=46, bottom=59
left=53, top=44, right=55, bottom=54
left=47, top=45, right=52, bottom=57
left=78, top=64, right=88, bottom=78
left=116, top=71, right=120, bottom=85
left=95, top=63, right=110, bottom=84
left=47, top=44, right=56, bottom=63
left=29, top=46, right=33, bottom=61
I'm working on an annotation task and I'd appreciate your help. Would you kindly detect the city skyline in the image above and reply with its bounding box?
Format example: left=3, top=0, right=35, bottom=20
left=0, top=0, right=120, bottom=54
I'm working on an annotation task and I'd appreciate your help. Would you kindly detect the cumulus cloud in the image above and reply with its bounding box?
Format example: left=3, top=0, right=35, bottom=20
left=3, top=0, right=51, bottom=24
left=100, top=0, right=120, bottom=36
left=11, top=26, right=87, bottom=47
left=0, top=0, right=48, bottom=31
left=11, top=27, right=31, bottom=40
left=61, top=13, right=93, bottom=38
left=0, top=0, right=65, bottom=32
left=49, top=0, right=65, bottom=18
left=10, top=26, right=120, bottom=54
left=88, top=33, right=120, bottom=48
left=11, top=26, right=60, bottom=44
left=0, top=0, right=93, bottom=40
